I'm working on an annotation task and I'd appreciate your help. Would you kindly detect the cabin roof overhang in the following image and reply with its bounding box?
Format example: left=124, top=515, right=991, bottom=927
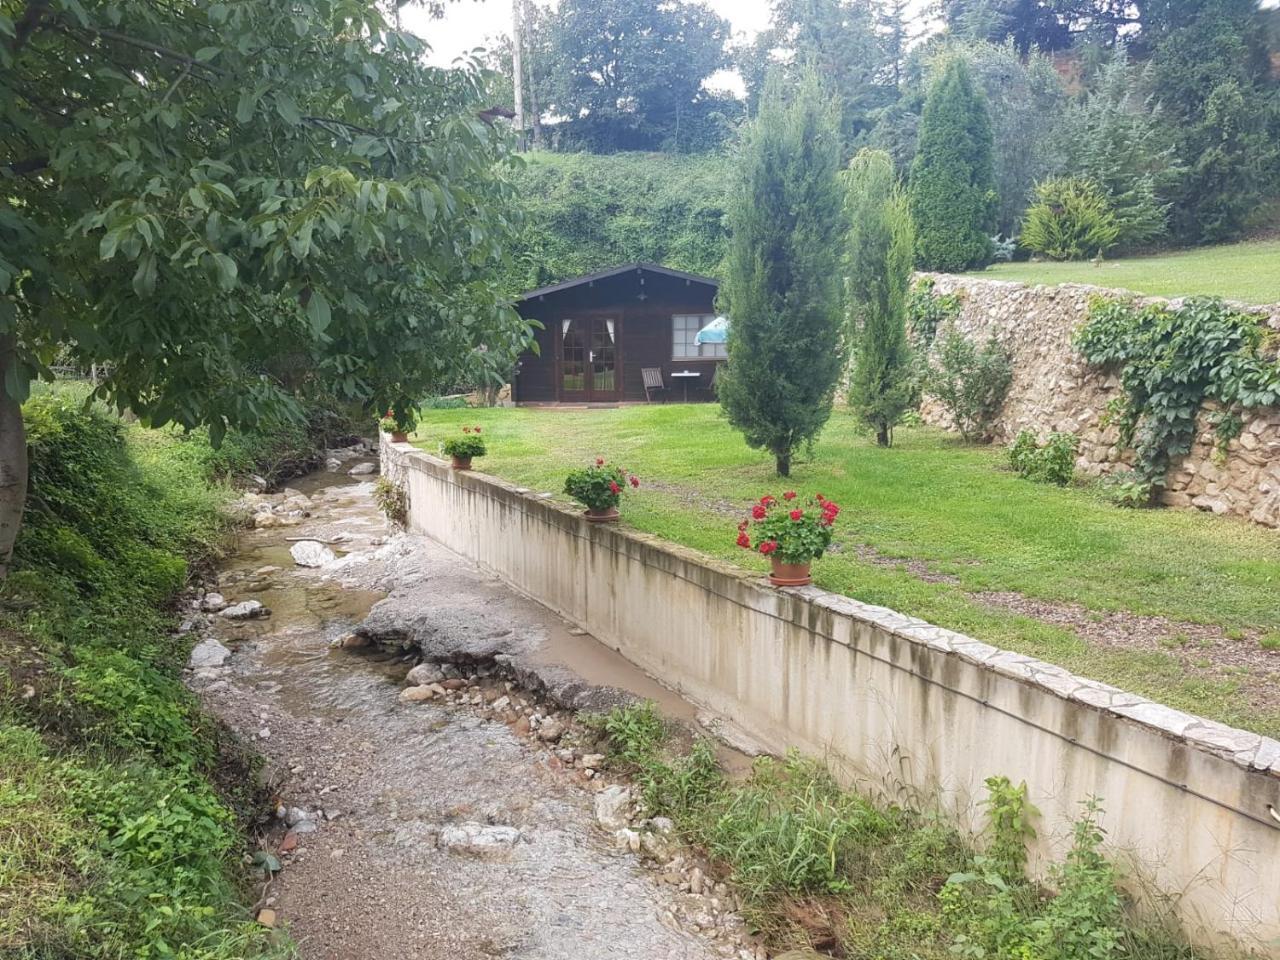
left=517, top=262, right=719, bottom=303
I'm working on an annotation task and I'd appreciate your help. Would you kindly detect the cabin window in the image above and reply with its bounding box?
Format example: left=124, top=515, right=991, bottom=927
left=672, top=314, right=726, bottom=359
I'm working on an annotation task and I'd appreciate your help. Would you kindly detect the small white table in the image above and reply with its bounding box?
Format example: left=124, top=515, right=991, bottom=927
left=670, top=369, right=701, bottom=402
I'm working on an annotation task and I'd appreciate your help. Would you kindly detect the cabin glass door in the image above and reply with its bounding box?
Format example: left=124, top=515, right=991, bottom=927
left=560, top=316, right=620, bottom=401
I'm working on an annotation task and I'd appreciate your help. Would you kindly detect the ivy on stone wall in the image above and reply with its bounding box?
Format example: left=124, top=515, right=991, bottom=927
left=1074, top=296, right=1280, bottom=499
left=906, top=277, right=962, bottom=347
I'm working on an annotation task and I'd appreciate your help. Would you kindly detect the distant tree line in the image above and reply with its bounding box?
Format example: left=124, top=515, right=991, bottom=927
left=496, top=0, right=1280, bottom=253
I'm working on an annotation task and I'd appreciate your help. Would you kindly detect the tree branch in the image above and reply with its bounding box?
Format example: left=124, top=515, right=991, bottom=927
left=61, top=24, right=224, bottom=76
left=2, top=155, right=50, bottom=176
left=8, top=0, right=52, bottom=56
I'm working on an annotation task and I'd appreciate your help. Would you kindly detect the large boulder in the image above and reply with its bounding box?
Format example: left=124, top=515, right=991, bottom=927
left=187, top=638, right=232, bottom=669
left=290, top=540, right=336, bottom=567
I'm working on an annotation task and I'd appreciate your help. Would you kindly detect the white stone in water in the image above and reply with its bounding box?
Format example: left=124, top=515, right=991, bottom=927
left=406, top=663, right=444, bottom=686
left=348, top=462, right=377, bottom=476
left=221, top=600, right=268, bottom=620
left=187, top=638, right=232, bottom=669
left=290, top=541, right=336, bottom=567
left=437, top=822, right=521, bottom=853
left=200, top=592, right=227, bottom=613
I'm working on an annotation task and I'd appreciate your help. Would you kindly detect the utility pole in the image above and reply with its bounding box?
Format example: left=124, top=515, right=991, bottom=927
left=525, top=1, right=543, bottom=150
left=511, top=0, right=526, bottom=149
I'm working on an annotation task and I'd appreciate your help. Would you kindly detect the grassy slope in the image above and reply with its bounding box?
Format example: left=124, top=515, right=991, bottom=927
left=413, top=406, right=1280, bottom=736
left=966, top=239, right=1280, bottom=304
left=0, top=392, right=294, bottom=959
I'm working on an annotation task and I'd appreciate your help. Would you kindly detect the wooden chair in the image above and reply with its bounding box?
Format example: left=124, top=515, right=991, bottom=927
left=641, top=367, right=666, bottom=403
left=705, top=364, right=720, bottom=400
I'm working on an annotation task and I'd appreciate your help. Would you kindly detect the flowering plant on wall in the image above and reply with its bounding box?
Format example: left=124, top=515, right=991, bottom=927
left=442, top=425, right=487, bottom=460
left=736, top=492, right=840, bottom=567
left=564, top=458, right=640, bottom=520
left=379, top=407, right=416, bottom=435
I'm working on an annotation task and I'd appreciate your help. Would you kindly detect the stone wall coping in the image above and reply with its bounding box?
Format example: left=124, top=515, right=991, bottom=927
left=387, top=436, right=1280, bottom=780
left=917, top=271, right=1280, bottom=329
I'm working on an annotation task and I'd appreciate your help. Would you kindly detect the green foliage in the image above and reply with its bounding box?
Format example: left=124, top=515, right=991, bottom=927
left=845, top=150, right=917, bottom=447
left=2, top=0, right=531, bottom=445
left=906, top=278, right=962, bottom=348
left=374, top=477, right=408, bottom=526
left=1075, top=297, right=1280, bottom=493
left=1, top=397, right=297, bottom=958
left=717, top=71, right=848, bottom=477
left=535, top=0, right=734, bottom=152
left=1052, top=57, right=1178, bottom=252
left=563, top=460, right=637, bottom=512
left=1148, top=0, right=1279, bottom=243
left=924, top=325, right=1013, bottom=442
left=506, top=152, right=732, bottom=292
left=909, top=58, right=998, bottom=271
left=1010, top=431, right=1080, bottom=486
left=1021, top=178, right=1121, bottom=261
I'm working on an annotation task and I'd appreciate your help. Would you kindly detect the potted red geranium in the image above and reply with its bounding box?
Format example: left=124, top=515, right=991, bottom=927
left=442, top=426, right=486, bottom=470
left=564, top=458, right=640, bottom=522
left=736, top=491, right=840, bottom=586
left=379, top=408, right=415, bottom=443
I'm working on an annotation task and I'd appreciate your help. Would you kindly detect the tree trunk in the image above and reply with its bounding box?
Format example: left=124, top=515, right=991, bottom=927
left=0, top=335, right=28, bottom=578
left=876, top=424, right=891, bottom=447
left=775, top=452, right=790, bottom=477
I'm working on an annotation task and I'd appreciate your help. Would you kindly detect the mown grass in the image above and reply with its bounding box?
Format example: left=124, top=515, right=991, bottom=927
left=968, top=239, right=1280, bottom=304
left=413, top=406, right=1280, bottom=736
left=0, top=389, right=302, bottom=959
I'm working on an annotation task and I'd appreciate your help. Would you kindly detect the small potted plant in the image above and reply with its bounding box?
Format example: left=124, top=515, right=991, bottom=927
left=736, top=491, right=840, bottom=586
left=442, top=425, right=486, bottom=470
left=564, top=457, right=640, bottom=523
left=379, top=408, right=415, bottom=443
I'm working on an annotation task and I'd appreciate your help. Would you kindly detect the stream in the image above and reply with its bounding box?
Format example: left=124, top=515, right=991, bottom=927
left=185, top=451, right=762, bottom=960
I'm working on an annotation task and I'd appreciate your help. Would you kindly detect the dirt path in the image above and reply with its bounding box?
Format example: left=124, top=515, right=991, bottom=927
left=185, top=459, right=757, bottom=960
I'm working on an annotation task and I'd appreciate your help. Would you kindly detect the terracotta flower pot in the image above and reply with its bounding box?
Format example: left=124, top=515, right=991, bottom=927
left=584, top=506, right=620, bottom=523
left=391, top=431, right=409, bottom=443
left=769, top=558, right=812, bottom=587
left=451, top=455, right=473, bottom=470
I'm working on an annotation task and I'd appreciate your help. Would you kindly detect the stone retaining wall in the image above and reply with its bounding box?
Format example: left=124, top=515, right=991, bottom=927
left=384, top=437, right=1280, bottom=956
left=918, top=275, right=1280, bottom=527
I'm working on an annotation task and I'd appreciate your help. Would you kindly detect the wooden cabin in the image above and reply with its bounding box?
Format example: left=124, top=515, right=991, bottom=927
left=511, top=263, right=725, bottom=404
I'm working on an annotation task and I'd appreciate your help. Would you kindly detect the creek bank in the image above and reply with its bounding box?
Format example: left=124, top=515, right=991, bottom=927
left=184, top=456, right=761, bottom=959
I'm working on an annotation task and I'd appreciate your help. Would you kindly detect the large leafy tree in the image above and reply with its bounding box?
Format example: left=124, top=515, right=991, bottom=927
left=740, top=0, right=893, bottom=148
left=908, top=56, right=997, bottom=271
left=717, top=71, right=847, bottom=477
left=845, top=149, right=915, bottom=447
left=542, top=0, right=732, bottom=152
left=0, top=0, right=531, bottom=572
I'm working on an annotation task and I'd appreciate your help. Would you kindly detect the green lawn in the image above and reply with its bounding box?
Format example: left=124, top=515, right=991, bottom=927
left=967, top=239, right=1280, bottom=304
left=413, top=406, right=1280, bottom=738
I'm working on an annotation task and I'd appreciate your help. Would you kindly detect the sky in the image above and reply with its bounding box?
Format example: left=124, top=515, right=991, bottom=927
left=400, top=0, right=783, bottom=96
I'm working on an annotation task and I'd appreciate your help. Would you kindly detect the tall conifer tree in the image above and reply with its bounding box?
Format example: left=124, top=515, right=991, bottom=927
left=718, top=71, right=846, bottom=477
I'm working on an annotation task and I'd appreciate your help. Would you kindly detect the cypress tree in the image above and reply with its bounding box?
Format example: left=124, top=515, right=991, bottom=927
left=717, top=71, right=847, bottom=477
left=846, top=149, right=916, bottom=446
left=909, top=57, right=997, bottom=271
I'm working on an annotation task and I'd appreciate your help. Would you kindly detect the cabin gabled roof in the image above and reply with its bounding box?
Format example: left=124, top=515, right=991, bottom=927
left=517, top=262, right=719, bottom=302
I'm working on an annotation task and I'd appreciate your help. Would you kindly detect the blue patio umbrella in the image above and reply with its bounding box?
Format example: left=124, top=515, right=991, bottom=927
left=694, top=315, right=730, bottom=346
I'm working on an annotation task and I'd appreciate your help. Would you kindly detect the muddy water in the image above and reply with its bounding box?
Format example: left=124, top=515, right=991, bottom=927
left=192, top=460, right=757, bottom=960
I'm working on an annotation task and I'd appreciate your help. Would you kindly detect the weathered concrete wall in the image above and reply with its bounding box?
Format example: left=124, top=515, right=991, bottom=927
left=918, top=275, right=1280, bottom=527
left=384, top=437, right=1280, bottom=956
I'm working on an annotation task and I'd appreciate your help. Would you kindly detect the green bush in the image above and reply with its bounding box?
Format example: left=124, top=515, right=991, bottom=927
left=1009, top=430, right=1080, bottom=485
left=906, top=277, right=962, bottom=348
left=1020, top=177, right=1121, bottom=261
left=923, top=324, right=1012, bottom=442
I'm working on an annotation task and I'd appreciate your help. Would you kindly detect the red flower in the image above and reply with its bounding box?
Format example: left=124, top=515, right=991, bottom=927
left=751, top=504, right=767, bottom=520
left=474, top=426, right=482, bottom=434
left=462, top=426, right=471, bottom=434
left=816, top=493, right=825, bottom=501
left=629, top=475, right=640, bottom=488
left=760, top=495, right=776, bottom=506
left=736, top=532, right=751, bottom=549
left=758, top=540, right=778, bottom=556
left=596, top=457, right=605, bottom=466
left=783, top=491, right=797, bottom=501
left=823, top=502, right=841, bottom=518
left=609, top=480, right=620, bottom=495
left=789, top=509, right=803, bottom=521
left=821, top=516, right=834, bottom=527
left=738, top=520, right=749, bottom=532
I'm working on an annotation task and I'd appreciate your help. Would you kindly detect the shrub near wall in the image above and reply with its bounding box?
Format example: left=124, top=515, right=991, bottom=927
left=0, top=392, right=288, bottom=959
left=915, top=274, right=1280, bottom=526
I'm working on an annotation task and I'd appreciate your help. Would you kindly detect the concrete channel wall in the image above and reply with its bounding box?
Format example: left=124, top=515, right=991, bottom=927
left=383, top=438, right=1280, bottom=955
